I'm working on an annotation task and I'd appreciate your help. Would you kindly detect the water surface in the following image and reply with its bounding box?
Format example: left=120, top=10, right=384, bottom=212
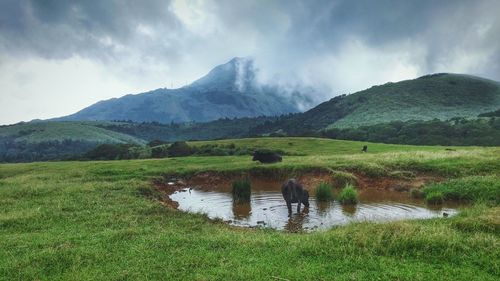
left=169, top=180, right=460, bottom=231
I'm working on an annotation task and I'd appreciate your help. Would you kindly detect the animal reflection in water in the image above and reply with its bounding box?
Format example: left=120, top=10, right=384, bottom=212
left=281, top=179, right=310, bottom=216
left=285, top=208, right=310, bottom=232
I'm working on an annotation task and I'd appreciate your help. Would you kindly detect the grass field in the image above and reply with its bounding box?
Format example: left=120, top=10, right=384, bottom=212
left=0, top=138, right=499, bottom=280
left=190, top=137, right=469, bottom=156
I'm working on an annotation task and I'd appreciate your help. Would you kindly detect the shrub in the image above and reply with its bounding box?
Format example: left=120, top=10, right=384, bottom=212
left=234, top=148, right=253, bottom=155
left=167, top=141, right=192, bottom=157
left=410, top=188, right=425, bottom=199
left=147, top=139, right=168, bottom=147
left=151, top=145, right=169, bottom=158
left=127, top=146, right=151, bottom=159
left=84, top=143, right=137, bottom=160
left=315, top=182, right=334, bottom=201
left=426, top=191, right=444, bottom=204
left=232, top=179, right=251, bottom=203
left=338, top=184, right=358, bottom=204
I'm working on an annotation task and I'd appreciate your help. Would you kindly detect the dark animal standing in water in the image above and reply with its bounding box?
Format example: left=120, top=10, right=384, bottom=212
left=281, top=179, right=309, bottom=216
left=362, top=145, right=368, bottom=152
left=252, top=150, right=282, bottom=163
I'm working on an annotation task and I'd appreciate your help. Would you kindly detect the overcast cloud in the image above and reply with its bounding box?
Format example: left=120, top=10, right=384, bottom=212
left=1, top=0, right=499, bottom=124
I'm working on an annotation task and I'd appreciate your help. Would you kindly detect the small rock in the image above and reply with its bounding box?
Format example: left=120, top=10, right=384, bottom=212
left=257, top=220, right=266, bottom=225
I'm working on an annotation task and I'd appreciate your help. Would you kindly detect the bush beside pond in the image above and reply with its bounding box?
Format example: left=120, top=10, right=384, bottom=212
left=426, top=191, right=444, bottom=204
left=339, top=184, right=358, bottom=204
left=315, top=182, right=334, bottom=201
left=232, top=179, right=251, bottom=203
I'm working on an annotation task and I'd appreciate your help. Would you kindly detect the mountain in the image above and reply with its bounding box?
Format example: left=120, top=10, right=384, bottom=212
left=0, top=121, right=146, bottom=162
left=54, top=57, right=314, bottom=123
left=250, top=73, right=500, bottom=135
left=3, top=72, right=500, bottom=162
left=0, top=121, right=145, bottom=144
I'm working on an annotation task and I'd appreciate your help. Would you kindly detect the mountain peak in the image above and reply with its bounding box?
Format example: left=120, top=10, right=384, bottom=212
left=52, top=57, right=303, bottom=123
left=228, top=56, right=252, bottom=64
left=189, top=57, right=256, bottom=92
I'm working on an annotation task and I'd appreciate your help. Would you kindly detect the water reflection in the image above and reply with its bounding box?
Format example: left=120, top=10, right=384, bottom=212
left=169, top=182, right=463, bottom=231
left=232, top=200, right=251, bottom=219
left=341, top=204, right=357, bottom=216
left=316, top=201, right=333, bottom=216
left=284, top=209, right=309, bottom=232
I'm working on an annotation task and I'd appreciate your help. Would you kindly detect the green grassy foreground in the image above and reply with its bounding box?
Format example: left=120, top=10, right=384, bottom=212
left=0, top=138, right=499, bottom=280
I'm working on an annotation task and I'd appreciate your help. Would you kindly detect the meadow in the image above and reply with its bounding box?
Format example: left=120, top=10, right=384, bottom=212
left=0, top=138, right=499, bottom=280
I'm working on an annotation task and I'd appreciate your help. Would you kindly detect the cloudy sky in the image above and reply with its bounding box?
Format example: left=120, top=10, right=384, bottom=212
left=1, top=0, right=499, bottom=125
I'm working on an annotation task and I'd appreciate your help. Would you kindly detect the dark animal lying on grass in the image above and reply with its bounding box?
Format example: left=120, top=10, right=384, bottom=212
left=252, top=150, right=282, bottom=163
left=281, top=179, right=309, bottom=216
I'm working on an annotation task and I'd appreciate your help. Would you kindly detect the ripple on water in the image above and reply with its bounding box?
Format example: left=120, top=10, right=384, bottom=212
left=169, top=187, right=461, bottom=231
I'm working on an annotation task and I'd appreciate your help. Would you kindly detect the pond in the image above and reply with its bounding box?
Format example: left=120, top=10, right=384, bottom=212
left=169, top=179, right=462, bottom=231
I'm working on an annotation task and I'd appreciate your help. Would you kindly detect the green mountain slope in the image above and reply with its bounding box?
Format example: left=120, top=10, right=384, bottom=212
left=331, top=73, right=500, bottom=128
left=250, top=73, right=500, bottom=134
left=0, top=122, right=147, bottom=162
left=0, top=118, right=281, bottom=162
left=0, top=121, right=145, bottom=144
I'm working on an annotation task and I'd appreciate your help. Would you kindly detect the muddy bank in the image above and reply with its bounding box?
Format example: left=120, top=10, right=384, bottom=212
left=153, top=169, right=443, bottom=208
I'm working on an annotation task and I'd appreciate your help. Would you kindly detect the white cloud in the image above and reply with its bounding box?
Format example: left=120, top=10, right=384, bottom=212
left=0, top=56, right=144, bottom=124
left=0, top=0, right=499, bottom=124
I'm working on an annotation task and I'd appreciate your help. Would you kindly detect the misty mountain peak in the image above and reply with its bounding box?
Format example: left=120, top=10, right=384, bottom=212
left=53, top=57, right=304, bottom=123
left=189, top=57, right=256, bottom=92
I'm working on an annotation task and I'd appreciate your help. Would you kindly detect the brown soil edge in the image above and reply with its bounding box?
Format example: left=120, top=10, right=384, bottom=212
left=152, top=168, right=444, bottom=209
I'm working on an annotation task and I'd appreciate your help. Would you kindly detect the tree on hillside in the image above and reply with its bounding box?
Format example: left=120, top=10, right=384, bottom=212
left=167, top=141, right=192, bottom=157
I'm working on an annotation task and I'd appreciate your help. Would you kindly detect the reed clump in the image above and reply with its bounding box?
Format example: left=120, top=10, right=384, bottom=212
left=232, top=179, right=251, bottom=203
left=338, top=184, right=358, bottom=204
left=315, top=182, right=334, bottom=201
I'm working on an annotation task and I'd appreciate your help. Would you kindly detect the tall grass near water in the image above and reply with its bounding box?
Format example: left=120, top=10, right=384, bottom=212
left=338, top=184, right=358, bottom=204
left=232, top=179, right=251, bottom=203
left=315, top=182, right=334, bottom=201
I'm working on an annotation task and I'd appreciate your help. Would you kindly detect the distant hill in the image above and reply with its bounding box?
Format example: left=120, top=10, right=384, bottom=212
left=250, top=73, right=500, bottom=135
left=53, top=57, right=315, bottom=123
left=0, top=118, right=276, bottom=162
left=0, top=121, right=144, bottom=144
left=3, top=73, right=500, bottom=162
left=0, top=121, right=144, bottom=162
